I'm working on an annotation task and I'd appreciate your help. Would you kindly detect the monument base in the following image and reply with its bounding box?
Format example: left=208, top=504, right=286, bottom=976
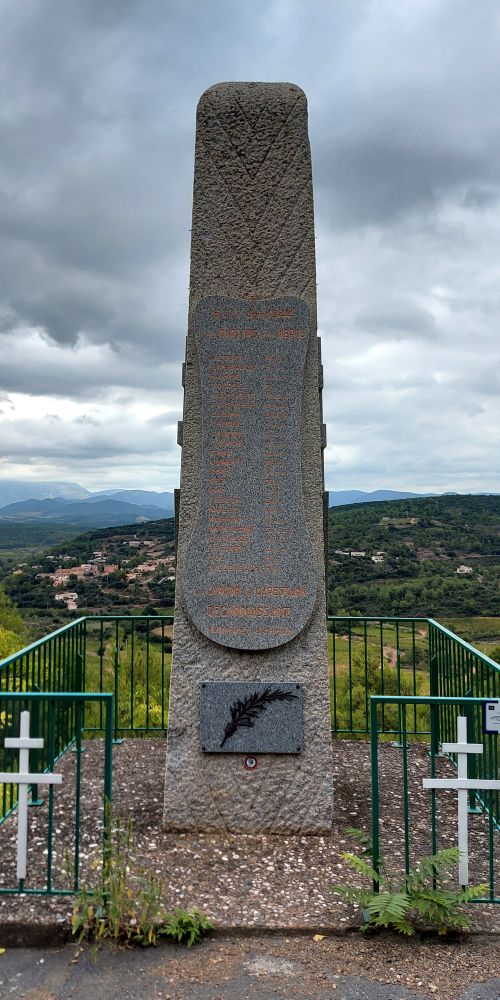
left=163, top=609, right=334, bottom=835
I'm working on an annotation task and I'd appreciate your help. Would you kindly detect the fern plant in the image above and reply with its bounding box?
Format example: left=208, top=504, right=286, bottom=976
left=334, top=827, right=487, bottom=935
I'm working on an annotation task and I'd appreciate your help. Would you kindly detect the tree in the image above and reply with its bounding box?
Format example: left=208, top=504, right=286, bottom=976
left=0, top=585, right=24, bottom=635
left=0, top=625, right=21, bottom=659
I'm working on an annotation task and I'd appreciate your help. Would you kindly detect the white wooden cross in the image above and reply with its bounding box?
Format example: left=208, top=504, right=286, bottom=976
left=0, top=710, right=62, bottom=880
left=423, top=716, right=500, bottom=886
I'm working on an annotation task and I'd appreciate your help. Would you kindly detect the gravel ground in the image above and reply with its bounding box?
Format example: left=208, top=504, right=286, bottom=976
left=0, top=738, right=498, bottom=938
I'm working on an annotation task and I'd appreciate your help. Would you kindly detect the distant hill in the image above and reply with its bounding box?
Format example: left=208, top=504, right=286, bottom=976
left=0, top=497, right=170, bottom=528
left=0, top=480, right=89, bottom=507
left=329, top=490, right=434, bottom=506
left=92, top=489, right=174, bottom=513
left=0, top=483, right=175, bottom=528
left=328, top=494, right=500, bottom=617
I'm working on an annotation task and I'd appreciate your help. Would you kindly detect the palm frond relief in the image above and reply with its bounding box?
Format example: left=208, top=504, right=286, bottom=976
left=220, top=687, right=298, bottom=747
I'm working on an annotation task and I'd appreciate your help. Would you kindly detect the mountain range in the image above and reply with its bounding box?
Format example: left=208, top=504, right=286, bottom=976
left=0, top=482, right=174, bottom=528
left=0, top=480, right=495, bottom=529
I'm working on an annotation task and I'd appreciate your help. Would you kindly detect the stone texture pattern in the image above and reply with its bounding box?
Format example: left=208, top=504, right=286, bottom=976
left=164, top=82, right=333, bottom=833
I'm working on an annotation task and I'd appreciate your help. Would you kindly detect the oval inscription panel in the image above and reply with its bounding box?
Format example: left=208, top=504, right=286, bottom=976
left=182, top=296, right=318, bottom=650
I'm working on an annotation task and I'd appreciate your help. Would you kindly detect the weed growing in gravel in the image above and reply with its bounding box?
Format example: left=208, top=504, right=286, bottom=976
left=72, top=810, right=212, bottom=950
left=333, top=827, right=487, bottom=935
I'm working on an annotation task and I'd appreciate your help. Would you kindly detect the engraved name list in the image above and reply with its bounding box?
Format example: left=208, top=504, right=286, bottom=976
left=183, top=296, right=317, bottom=650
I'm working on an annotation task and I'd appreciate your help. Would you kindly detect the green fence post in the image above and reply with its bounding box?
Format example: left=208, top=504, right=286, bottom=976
left=113, top=626, right=123, bottom=744
left=465, top=697, right=481, bottom=814
left=370, top=697, right=380, bottom=893
left=103, top=696, right=113, bottom=890
left=73, top=699, right=83, bottom=890
left=29, top=686, right=44, bottom=807
left=71, top=653, right=86, bottom=755
left=392, top=649, right=405, bottom=748
left=429, top=629, right=440, bottom=755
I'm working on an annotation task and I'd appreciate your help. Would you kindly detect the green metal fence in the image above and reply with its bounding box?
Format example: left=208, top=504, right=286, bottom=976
left=370, top=695, right=499, bottom=904
left=81, top=615, right=173, bottom=740
left=2, top=614, right=499, bottom=745
left=328, top=616, right=500, bottom=740
left=0, top=619, right=87, bottom=826
left=0, top=691, right=112, bottom=895
left=0, top=615, right=173, bottom=746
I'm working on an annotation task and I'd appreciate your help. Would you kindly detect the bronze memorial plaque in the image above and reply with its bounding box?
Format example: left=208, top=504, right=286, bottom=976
left=183, top=295, right=317, bottom=650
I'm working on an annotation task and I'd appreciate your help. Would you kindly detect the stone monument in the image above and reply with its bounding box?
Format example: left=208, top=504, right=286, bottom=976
left=163, top=82, right=333, bottom=833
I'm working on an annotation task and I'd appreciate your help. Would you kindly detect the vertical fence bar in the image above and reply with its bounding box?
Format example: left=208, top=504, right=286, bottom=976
left=99, top=620, right=104, bottom=730
left=429, top=625, right=440, bottom=756
left=146, top=618, right=150, bottom=733
left=370, top=697, right=380, bottom=892
left=113, top=620, right=120, bottom=743
left=161, top=621, right=166, bottom=730
left=331, top=620, right=337, bottom=736
left=29, top=686, right=43, bottom=808
left=488, top=791, right=495, bottom=901
left=46, top=700, right=56, bottom=893
left=347, top=620, right=353, bottom=734
left=401, top=705, right=410, bottom=876
left=103, top=695, right=113, bottom=881
left=130, top=619, right=135, bottom=732
left=412, top=621, right=417, bottom=734
left=380, top=621, right=385, bottom=733
left=396, top=648, right=403, bottom=745
left=73, top=700, right=83, bottom=891
left=363, top=619, right=369, bottom=733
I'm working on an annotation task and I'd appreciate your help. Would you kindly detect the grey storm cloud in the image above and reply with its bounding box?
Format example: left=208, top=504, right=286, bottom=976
left=353, top=303, right=437, bottom=340
left=0, top=0, right=498, bottom=491
left=0, top=332, right=183, bottom=399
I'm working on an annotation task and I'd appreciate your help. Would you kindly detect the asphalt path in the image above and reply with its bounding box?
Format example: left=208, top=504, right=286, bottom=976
left=0, top=937, right=498, bottom=1000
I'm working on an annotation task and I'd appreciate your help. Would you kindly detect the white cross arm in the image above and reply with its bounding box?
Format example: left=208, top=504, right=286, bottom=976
left=4, top=737, right=44, bottom=750
left=423, top=778, right=500, bottom=790
left=0, top=771, right=62, bottom=785
left=441, top=742, right=483, bottom=755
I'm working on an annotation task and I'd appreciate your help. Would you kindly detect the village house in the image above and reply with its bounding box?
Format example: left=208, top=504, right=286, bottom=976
left=54, top=591, right=78, bottom=610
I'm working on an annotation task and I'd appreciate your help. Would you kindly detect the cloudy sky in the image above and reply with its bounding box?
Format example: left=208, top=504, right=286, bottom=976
left=0, top=0, right=499, bottom=495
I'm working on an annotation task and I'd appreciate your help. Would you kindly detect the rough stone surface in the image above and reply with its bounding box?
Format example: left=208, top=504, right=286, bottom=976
left=200, top=682, right=303, bottom=753
left=183, top=295, right=317, bottom=650
left=164, top=82, right=333, bottom=833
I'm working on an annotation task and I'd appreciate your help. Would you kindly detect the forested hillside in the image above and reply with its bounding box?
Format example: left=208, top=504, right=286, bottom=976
left=1, top=494, right=499, bottom=627
left=328, top=495, right=500, bottom=617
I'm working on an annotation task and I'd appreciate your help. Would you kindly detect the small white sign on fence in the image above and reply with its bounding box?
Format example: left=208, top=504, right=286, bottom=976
left=423, top=715, right=500, bottom=886
left=0, top=710, right=62, bottom=880
left=483, top=700, right=500, bottom=735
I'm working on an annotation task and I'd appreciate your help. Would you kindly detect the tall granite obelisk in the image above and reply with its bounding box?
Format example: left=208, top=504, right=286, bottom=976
left=164, top=83, right=333, bottom=833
